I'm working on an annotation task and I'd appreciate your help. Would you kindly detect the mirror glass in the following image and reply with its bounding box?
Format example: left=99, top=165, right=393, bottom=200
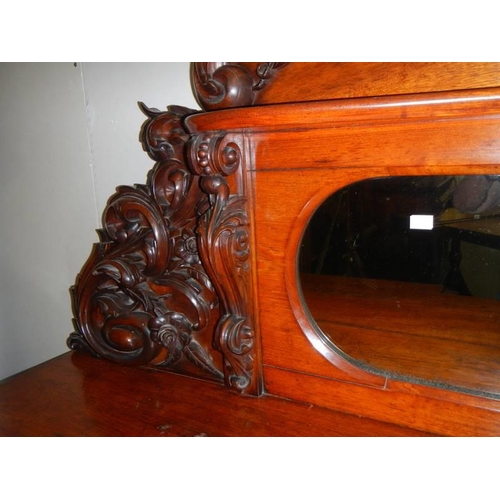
left=299, top=175, right=500, bottom=397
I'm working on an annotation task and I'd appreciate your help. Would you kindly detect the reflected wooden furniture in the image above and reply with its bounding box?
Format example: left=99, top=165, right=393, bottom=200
left=2, top=63, right=500, bottom=436
left=301, top=274, right=500, bottom=396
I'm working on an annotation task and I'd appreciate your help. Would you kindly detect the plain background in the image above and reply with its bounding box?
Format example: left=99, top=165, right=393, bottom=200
left=0, top=62, right=197, bottom=380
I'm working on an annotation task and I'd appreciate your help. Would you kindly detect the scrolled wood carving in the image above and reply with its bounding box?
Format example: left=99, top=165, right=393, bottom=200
left=191, top=62, right=287, bottom=111
left=188, top=133, right=259, bottom=393
left=68, top=105, right=224, bottom=380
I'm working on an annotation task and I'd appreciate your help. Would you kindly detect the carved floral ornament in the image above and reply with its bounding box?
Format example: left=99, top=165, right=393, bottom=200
left=69, top=95, right=259, bottom=393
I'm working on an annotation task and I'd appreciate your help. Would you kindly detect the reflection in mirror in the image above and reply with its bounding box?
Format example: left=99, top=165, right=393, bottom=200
left=299, top=175, right=500, bottom=397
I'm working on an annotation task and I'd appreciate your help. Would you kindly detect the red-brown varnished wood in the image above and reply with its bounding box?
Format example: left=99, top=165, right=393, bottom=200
left=256, top=63, right=500, bottom=105
left=251, top=165, right=500, bottom=435
left=190, top=63, right=500, bottom=111
left=188, top=87, right=500, bottom=133
left=185, top=82, right=500, bottom=436
left=35, top=64, right=500, bottom=438
left=302, top=274, right=500, bottom=396
left=0, top=352, right=435, bottom=436
left=264, top=366, right=500, bottom=437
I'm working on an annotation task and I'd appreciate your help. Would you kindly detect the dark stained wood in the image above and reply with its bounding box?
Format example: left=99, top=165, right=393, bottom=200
left=187, top=132, right=262, bottom=394
left=68, top=103, right=262, bottom=395
left=69, top=105, right=225, bottom=382
left=191, top=63, right=287, bottom=110
left=0, top=352, right=435, bottom=437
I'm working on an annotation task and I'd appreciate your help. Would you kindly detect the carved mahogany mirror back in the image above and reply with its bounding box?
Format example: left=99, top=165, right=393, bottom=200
left=68, top=63, right=500, bottom=435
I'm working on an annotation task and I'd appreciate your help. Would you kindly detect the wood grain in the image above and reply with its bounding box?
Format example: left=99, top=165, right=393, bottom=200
left=264, top=365, right=500, bottom=437
left=257, top=62, right=500, bottom=105
left=187, top=82, right=500, bottom=435
left=7, top=63, right=500, bottom=437
left=0, top=352, right=435, bottom=437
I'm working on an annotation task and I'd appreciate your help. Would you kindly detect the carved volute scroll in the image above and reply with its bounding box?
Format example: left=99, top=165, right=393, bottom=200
left=191, top=62, right=287, bottom=111
left=68, top=105, right=224, bottom=381
left=187, top=133, right=261, bottom=394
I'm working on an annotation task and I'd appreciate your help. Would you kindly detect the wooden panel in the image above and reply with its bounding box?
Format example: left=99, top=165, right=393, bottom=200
left=187, top=87, right=500, bottom=133
left=0, top=353, right=435, bottom=437
left=256, top=63, right=500, bottom=104
left=253, top=166, right=500, bottom=373
left=252, top=166, right=388, bottom=386
left=244, top=93, right=500, bottom=434
left=264, top=365, right=500, bottom=437
left=251, top=119, right=500, bottom=171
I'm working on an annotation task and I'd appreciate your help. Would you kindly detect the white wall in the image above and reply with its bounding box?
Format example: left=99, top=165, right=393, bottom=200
left=0, top=62, right=197, bottom=380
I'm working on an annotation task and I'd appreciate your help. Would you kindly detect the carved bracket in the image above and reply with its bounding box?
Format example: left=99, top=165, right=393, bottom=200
left=187, top=132, right=259, bottom=393
left=69, top=91, right=260, bottom=394
left=68, top=105, right=224, bottom=381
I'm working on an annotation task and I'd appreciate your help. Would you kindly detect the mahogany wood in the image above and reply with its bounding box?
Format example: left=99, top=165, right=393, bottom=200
left=0, top=352, right=434, bottom=436
left=68, top=105, right=225, bottom=382
left=191, top=63, right=287, bottom=110
left=186, top=80, right=500, bottom=436
left=68, top=104, right=262, bottom=395
left=301, top=274, right=500, bottom=396
left=191, top=62, right=500, bottom=110
left=257, top=62, right=500, bottom=104
left=4, top=63, right=500, bottom=436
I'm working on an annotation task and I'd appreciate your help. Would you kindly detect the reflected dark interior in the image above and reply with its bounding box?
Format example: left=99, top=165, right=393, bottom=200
left=300, top=175, right=500, bottom=299
left=299, top=175, right=500, bottom=396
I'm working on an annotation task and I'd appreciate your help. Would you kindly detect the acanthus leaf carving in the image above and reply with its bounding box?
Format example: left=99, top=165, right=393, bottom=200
left=188, top=133, right=259, bottom=393
left=69, top=106, right=224, bottom=381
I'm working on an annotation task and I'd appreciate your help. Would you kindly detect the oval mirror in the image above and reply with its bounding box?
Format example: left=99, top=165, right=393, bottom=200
left=299, top=175, right=500, bottom=397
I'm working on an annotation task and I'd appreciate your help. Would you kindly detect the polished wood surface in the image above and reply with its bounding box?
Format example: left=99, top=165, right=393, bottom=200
left=0, top=352, right=435, bottom=436
left=68, top=106, right=226, bottom=386
left=190, top=63, right=500, bottom=110
left=6, top=63, right=500, bottom=437
left=301, top=274, right=500, bottom=396
left=257, top=62, right=500, bottom=105
left=186, top=79, right=500, bottom=436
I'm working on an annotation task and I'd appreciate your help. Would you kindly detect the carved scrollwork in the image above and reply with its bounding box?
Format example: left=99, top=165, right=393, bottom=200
left=69, top=105, right=223, bottom=380
left=188, top=132, right=241, bottom=177
left=187, top=133, right=258, bottom=392
left=191, top=62, right=287, bottom=111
